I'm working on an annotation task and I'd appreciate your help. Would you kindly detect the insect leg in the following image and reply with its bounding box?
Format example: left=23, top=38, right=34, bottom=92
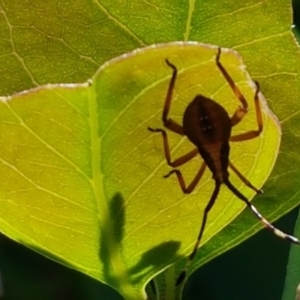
left=148, top=127, right=198, bottom=167
left=164, top=162, right=206, bottom=193
left=216, top=47, right=249, bottom=126
left=160, top=59, right=186, bottom=134
left=229, top=161, right=262, bottom=194
left=230, top=81, right=263, bottom=141
left=216, top=47, right=248, bottom=110
left=169, top=148, right=199, bottom=167
left=230, top=106, right=248, bottom=126
left=176, top=181, right=221, bottom=286
left=224, top=179, right=299, bottom=244
left=163, top=59, right=177, bottom=125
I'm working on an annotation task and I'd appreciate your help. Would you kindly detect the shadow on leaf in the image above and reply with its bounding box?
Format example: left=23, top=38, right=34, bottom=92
left=129, top=240, right=182, bottom=284
left=98, top=192, right=126, bottom=286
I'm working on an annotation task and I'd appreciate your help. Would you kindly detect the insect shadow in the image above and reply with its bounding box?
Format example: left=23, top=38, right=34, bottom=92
left=148, top=47, right=299, bottom=286
left=98, top=192, right=126, bottom=284
left=128, top=240, right=182, bottom=285
left=98, top=192, right=182, bottom=286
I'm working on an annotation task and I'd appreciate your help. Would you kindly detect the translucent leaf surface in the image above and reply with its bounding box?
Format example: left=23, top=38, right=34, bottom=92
left=0, top=42, right=280, bottom=299
left=0, top=1, right=300, bottom=299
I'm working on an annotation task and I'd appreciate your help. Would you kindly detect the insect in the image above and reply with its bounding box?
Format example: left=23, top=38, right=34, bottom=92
left=148, top=47, right=299, bottom=286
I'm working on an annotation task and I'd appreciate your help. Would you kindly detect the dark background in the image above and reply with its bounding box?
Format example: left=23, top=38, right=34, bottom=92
left=1, top=1, right=300, bottom=299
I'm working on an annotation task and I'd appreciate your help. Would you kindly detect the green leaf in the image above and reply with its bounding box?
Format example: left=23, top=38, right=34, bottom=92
left=281, top=208, right=300, bottom=300
left=0, top=1, right=300, bottom=299
left=0, top=0, right=145, bottom=95
left=0, top=42, right=281, bottom=299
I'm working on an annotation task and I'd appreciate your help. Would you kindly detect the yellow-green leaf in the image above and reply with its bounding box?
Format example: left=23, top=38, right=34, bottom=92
left=0, top=42, right=280, bottom=299
left=1, top=1, right=300, bottom=300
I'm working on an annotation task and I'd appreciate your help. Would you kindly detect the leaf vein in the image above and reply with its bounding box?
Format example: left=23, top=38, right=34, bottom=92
left=5, top=100, right=91, bottom=181
left=93, top=0, right=146, bottom=46
left=0, top=157, right=95, bottom=214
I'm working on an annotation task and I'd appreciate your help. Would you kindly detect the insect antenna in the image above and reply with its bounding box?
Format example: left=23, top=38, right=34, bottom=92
left=176, top=181, right=221, bottom=286
left=224, top=179, right=300, bottom=244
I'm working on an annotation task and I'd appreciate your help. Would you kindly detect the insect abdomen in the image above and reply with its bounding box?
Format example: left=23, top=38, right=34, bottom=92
left=183, top=95, right=232, bottom=181
left=198, top=142, right=230, bottom=182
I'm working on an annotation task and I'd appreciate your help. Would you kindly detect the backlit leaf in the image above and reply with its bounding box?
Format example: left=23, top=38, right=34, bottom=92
left=0, top=1, right=300, bottom=299
left=0, top=42, right=280, bottom=299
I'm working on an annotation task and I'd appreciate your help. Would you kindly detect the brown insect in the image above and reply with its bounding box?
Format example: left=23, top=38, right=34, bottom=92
left=148, top=47, right=299, bottom=286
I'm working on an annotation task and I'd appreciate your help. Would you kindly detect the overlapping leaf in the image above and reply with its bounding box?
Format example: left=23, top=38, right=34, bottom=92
left=0, top=42, right=280, bottom=299
left=0, top=1, right=300, bottom=300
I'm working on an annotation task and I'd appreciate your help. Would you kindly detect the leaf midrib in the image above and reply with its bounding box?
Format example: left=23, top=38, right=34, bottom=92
left=89, top=84, right=143, bottom=298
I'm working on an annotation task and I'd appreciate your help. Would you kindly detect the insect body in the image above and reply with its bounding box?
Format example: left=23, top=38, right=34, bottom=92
left=183, top=95, right=231, bottom=182
left=148, top=47, right=299, bottom=286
